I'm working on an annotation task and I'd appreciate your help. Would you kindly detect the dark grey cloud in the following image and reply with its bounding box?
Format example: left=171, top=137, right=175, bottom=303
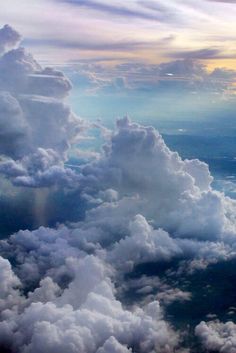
left=1, top=117, right=236, bottom=352
left=0, top=25, right=85, bottom=188
left=2, top=24, right=236, bottom=353
left=137, top=0, right=179, bottom=22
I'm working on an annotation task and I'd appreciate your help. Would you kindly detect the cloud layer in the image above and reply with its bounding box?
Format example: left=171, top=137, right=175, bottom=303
left=1, top=25, right=236, bottom=353
left=1, top=0, right=236, bottom=69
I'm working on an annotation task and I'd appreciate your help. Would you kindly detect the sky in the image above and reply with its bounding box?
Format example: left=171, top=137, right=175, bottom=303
left=1, top=0, right=236, bottom=123
left=1, top=2, right=236, bottom=353
left=1, top=0, right=236, bottom=68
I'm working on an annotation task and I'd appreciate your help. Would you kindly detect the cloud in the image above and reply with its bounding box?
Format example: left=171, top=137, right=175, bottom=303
left=1, top=0, right=236, bottom=68
left=207, top=0, right=236, bottom=3
left=0, top=25, right=83, bottom=187
left=2, top=24, right=236, bottom=353
left=0, top=256, right=21, bottom=311
left=1, top=108, right=236, bottom=351
left=0, top=24, right=20, bottom=55
left=0, top=91, right=28, bottom=158
left=156, top=288, right=191, bottom=306
left=0, top=148, right=80, bottom=187
left=195, top=320, right=236, bottom=352
left=81, top=117, right=235, bottom=240
left=72, top=59, right=236, bottom=96
left=0, top=46, right=72, bottom=97
left=25, top=37, right=156, bottom=53
left=96, top=336, right=132, bottom=353
left=108, top=215, right=183, bottom=271
left=170, top=48, right=236, bottom=61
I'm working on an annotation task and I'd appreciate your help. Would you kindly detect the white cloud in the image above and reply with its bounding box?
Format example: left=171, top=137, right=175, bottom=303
left=96, top=336, right=132, bottom=353
left=0, top=25, right=83, bottom=187
left=195, top=320, right=236, bottom=353
left=0, top=148, right=79, bottom=187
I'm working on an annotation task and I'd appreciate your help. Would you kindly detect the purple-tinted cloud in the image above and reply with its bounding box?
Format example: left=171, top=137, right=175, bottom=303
left=23, top=38, right=157, bottom=52
left=207, top=0, right=236, bottom=3
left=59, top=0, right=170, bottom=22
left=169, top=48, right=223, bottom=60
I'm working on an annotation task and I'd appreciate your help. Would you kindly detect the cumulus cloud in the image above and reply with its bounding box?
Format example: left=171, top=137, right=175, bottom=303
left=0, top=91, right=28, bottom=158
left=0, top=24, right=83, bottom=187
left=207, top=0, right=236, bottom=3
left=96, top=336, right=132, bottom=353
left=0, top=254, right=179, bottom=353
left=0, top=256, right=21, bottom=311
left=0, top=24, right=20, bottom=54
left=81, top=117, right=236, bottom=241
left=0, top=148, right=79, bottom=187
left=195, top=320, right=236, bottom=352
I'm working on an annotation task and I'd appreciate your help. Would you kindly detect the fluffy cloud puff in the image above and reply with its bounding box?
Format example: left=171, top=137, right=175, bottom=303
left=195, top=320, right=236, bottom=353
left=0, top=256, right=22, bottom=311
left=81, top=117, right=236, bottom=241
left=108, top=214, right=182, bottom=271
left=0, top=254, right=179, bottom=353
left=0, top=25, right=82, bottom=187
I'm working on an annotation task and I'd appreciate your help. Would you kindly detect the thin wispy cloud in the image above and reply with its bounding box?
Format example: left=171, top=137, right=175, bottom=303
left=207, top=0, right=236, bottom=3
left=60, top=0, right=169, bottom=22
left=169, top=48, right=236, bottom=60
left=0, top=0, right=236, bottom=69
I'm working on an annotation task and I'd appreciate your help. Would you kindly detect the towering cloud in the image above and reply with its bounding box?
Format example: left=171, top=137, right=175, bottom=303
left=0, top=252, right=179, bottom=353
left=0, top=24, right=20, bottom=54
left=81, top=117, right=235, bottom=240
left=0, top=25, right=82, bottom=187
